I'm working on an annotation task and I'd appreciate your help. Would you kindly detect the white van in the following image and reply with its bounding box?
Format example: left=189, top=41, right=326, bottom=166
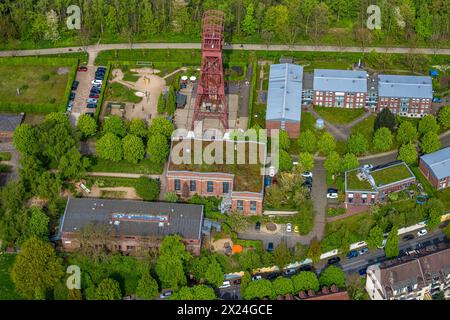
left=219, top=281, right=231, bottom=289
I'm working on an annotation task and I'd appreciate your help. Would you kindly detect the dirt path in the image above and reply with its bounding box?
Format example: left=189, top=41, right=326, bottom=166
left=88, top=186, right=140, bottom=200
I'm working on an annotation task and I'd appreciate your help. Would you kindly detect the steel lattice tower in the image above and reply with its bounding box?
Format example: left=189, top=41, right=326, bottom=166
left=191, top=10, right=228, bottom=130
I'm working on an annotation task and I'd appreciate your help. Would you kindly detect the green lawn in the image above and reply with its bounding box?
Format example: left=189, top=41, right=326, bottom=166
left=410, top=166, right=450, bottom=211
left=346, top=169, right=373, bottom=191
left=87, top=156, right=164, bottom=174
left=84, top=176, right=142, bottom=189
left=351, top=114, right=376, bottom=147
left=313, top=107, right=365, bottom=125
left=0, top=253, right=23, bottom=300
left=0, top=152, right=11, bottom=161
left=104, top=82, right=142, bottom=104
left=437, top=188, right=450, bottom=211
left=371, top=163, right=415, bottom=186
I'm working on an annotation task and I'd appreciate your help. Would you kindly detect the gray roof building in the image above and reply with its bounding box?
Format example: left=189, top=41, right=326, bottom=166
left=0, top=113, right=24, bottom=133
left=60, top=198, right=204, bottom=241
left=378, top=75, right=433, bottom=99
left=313, top=69, right=367, bottom=93
left=266, top=63, right=303, bottom=122
left=420, top=147, right=450, bottom=180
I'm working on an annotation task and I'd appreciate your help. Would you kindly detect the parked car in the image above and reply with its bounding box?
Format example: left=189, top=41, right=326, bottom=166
left=251, top=275, right=262, bottom=281
left=327, top=188, right=338, bottom=193
left=346, top=251, right=359, bottom=259
left=89, top=94, right=100, bottom=99
left=90, top=88, right=101, bottom=94
left=267, top=242, right=274, bottom=252
left=432, top=97, right=442, bottom=103
left=302, top=172, right=313, bottom=178
left=284, top=268, right=297, bottom=276
left=159, top=290, right=173, bottom=299
left=266, top=273, right=279, bottom=280
left=294, top=225, right=299, bottom=233
left=86, top=98, right=98, bottom=104
left=328, top=257, right=341, bottom=265
left=78, top=66, right=88, bottom=72
left=69, top=92, right=76, bottom=100
left=359, top=248, right=369, bottom=255
left=362, top=164, right=374, bottom=170
left=299, top=264, right=313, bottom=272
left=91, top=79, right=102, bottom=85
left=358, top=268, right=367, bottom=276
left=402, top=234, right=415, bottom=241
left=86, top=103, right=97, bottom=109
left=219, top=281, right=231, bottom=289
left=417, top=229, right=428, bottom=237
left=233, top=278, right=241, bottom=285
left=85, top=112, right=95, bottom=118
left=327, top=192, right=338, bottom=199
left=72, top=81, right=79, bottom=90
left=286, top=223, right=292, bottom=233
left=255, top=221, right=261, bottom=231
left=66, top=105, right=72, bottom=113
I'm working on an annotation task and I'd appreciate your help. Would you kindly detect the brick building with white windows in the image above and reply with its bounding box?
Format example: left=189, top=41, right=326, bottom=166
left=313, top=69, right=368, bottom=109
left=419, top=147, right=450, bottom=190
left=377, top=75, right=432, bottom=118
left=166, top=138, right=266, bottom=215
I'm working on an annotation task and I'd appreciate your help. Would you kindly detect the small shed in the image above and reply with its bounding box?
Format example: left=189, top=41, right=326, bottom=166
left=176, top=93, right=187, bottom=109
left=0, top=113, right=24, bottom=138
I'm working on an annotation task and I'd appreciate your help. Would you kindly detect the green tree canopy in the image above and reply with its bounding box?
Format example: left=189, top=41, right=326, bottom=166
left=272, top=277, right=294, bottom=296
left=340, top=153, right=359, bottom=173
left=279, top=150, right=293, bottom=172
left=291, top=271, right=320, bottom=292
left=128, top=118, right=148, bottom=138
left=11, top=236, right=64, bottom=299
left=13, top=124, right=39, bottom=155
left=319, top=265, right=346, bottom=288
left=122, top=134, right=145, bottom=164
left=274, top=240, right=292, bottom=270
left=170, top=285, right=216, bottom=300
left=205, top=258, right=224, bottom=288
left=373, top=127, right=394, bottom=152
left=136, top=272, right=159, bottom=300
left=385, top=225, right=399, bottom=258
left=367, top=225, right=384, bottom=249
left=149, top=117, right=175, bottom=141
left=438, top=106, right=450, bottom=130
left=135, top=176, right=160, bottom=201
left=243, top=279, right=274, bottom=300
left=298, top=152, right=314, bottom=172
left=397, top=142, right=418, bottom=166
left=420, top=131, right=441, bottom=154
left=27, top=207, right=49, bottom=240
left=147, top=133, right=169, bottom=164
left=58, top=147, right=90, bottom=180
left=424, top=198, right=444, bottom=231
left=418, top=115, right=439, bottom=136
left=396, top=121, right=417, bottom=145
left=347, top=133, right=369, bottom=155
left=298, top=130, right=317, bottom=153
left=95, top=278, right=122, bottom=300
left=317, top=132, right=336, bottom=155
left=77, top=114, right=97, bottom=138
left=307, top=237, right=322, bottom=263
left=102, top=115, right=127, bottom=137
left=96, top=132, right=123, bottom=162
left=374, top=108, right=396, bottom=132
left=279, top=130, right=291, bottom=151
left=166, top=86, right=176, bottom=116
left=324, top=151, right=341, bottom=176
left=157, top=93, right=166, bottom=114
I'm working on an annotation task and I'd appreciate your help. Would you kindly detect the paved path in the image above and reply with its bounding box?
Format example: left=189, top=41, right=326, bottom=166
left=307, top=108, right=348, bottom=141
left=1, top=43, right=449, bottom=61
left=87, top=171, right=162, bottom=179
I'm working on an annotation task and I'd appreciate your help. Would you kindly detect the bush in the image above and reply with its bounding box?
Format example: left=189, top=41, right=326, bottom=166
left=135, top=176, right=160, bottom=201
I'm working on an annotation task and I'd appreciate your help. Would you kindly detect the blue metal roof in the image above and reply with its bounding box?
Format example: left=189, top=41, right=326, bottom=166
left=378, top=75, right=433, bottom=99
left=420, top=147, right=450, bottom=180
left=266, top=63, right=303, bottom=122
left=313, top=69, right=367, bottom=93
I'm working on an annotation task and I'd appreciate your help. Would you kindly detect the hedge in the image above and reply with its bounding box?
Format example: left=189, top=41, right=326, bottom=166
left=94, top=62, right=112, bottom=121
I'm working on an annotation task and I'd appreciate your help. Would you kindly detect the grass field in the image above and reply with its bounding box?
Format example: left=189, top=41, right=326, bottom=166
left=313, top=107, right=365, bottom=125
left=0, top=253, right=23, bottom=300
left=104, top=82, right=142, bottom=103
left=87, top=156, right=164, bottom=174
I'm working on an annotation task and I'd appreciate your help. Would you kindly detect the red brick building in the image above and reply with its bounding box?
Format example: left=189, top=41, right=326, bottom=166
left=59, top=198, right=204, bottom=256
left=167, top=138, right=266, bottom=215
left=419, top=147, right=450, bottom=190
left=345, top=162, right=417, bottom=209
left=313, top=69, right=367, bottom=109
left=377, top=75, right=432, bottom=118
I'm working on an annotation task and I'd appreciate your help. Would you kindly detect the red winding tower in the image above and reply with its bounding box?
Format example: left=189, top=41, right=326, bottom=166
left=191, top=10, right=228, bottom=130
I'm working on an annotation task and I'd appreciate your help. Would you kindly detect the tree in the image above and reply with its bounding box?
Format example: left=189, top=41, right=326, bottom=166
left=13, top=124, right=39, bottom=155
left=135, top=177, right=160, bottom=201
left=310, top=3, right=330, bottom=43
left=157, top=94, right=166, bottom=114
left=424, top=199, right=444, bottom=231
left=298, top=130, right=316, bottom=153
left=307, top=237, right=321, bottom=263
left=347, top=133, right=369, bottom=155
left=324, top=151, right=341, bottom=177
left=11, top=237, right=64, bottom=299
left=374, top=108, right=396, bottom=132
left=273, top=240, right=292, bottom=271
left=272, top=277, right=294, bottom=296
left=373, top=127, right=393, bottom=152
left=421, top=131, right=441, bottom=154
left=205, top=258, right=224, bottom=288
left=128, top=118, right=147, bottom=138
left=148, top=117, right=175, bottom=140
left=262, top=5, right=289, bottom=43
left=243, top=279, right=274, bottom=300
left=77, top=114, right=97, bottom=138
left=227, top=212, right=249, bottom=232
left=166, top=86, right=176, bottom=116
left=170, top=285, right=216, bottom=300
left=96, top=133, right=123, bottom=162
left=242, top=2, right=257, bottom=36
left=319, top=265, right=346, bottom=288
left=279, top=130, right=291, bottom=151
left=298, top=152, right=314, bottom=172
left=396, top=121, right=417, bottom=145
left=102, top=115, right=126, bottom=137
left=147, top=134, right=169, bottom=164
left=279, top=150, right=293, bottom=172
left=164, top=192, right=178, bottom=203
left=136, top=272, right=159, bottom=300
left=95, top=278, right=122, bottom=300
left=397, top=142, right=418, bottom=166
left=317, top=132, right=336, bottom=155
left=155, top=236, right=189, bottom=290
left=58, top=147, right=90, bottom=180
left=122, top=134, right=145, bottom=164
left=385, top=225, right=399, bottom=258
left=340, top=153, right=359, bottom=173
left=291, top=271, right=320, bottom=292
left=238, top=250, right=262, bottom=272
left=418, top=115, right=439, bottom=136
left=27, top=207, right=49, bottom=240
left=367, top=225, right=384, bottom=249
left=437, top=106, right=450, bottom=130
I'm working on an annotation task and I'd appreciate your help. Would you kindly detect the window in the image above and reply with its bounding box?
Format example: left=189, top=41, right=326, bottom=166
left=174, top=179, right=181, bottom=191
left=237, top=200, right=244, bottom=212
left=362, top=193, right=367, bottom=204
left=207, top=181, right=214, bottom=193
left=250, top=201, right=257, bottom=213
left=370, top=195, right=375, bottom=205
left=190, top=180, right=196, bottom=192
left=222, top=182, right=229, bottom=194
left=348, top=193, right=354, bottom=204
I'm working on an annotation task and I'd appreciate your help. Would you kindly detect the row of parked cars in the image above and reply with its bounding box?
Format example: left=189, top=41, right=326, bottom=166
left=86, top=66, right=106, bottom=110
left=67, top=80, right=79, bottom=112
